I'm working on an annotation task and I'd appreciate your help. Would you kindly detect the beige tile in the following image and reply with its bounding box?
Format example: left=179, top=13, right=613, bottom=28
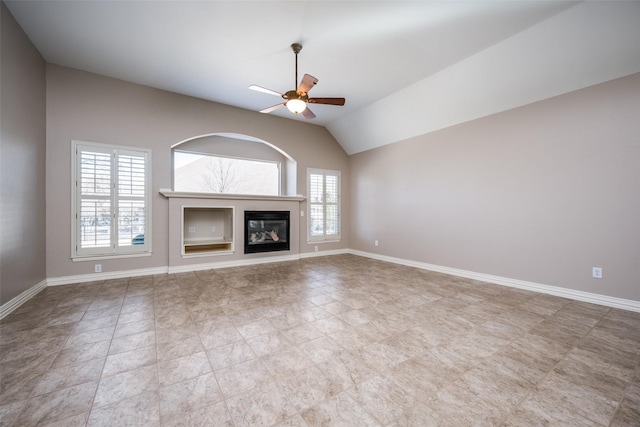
left=93, top=364, right=158, bottom=408
left=32, top=358, right=104, bottom=396
left=41, top=411, right=89, bottom=427
left=102, top=345, right=156, bottom=377
left=215, top=358, right=273, bottom=397
left=236, top=318, right=278, bottom=339
left=346, top=374, right=416, bottom=425
left=206, top=340, right=256, bottom=370
left=298, top=335, right=344, bottom=364
left=535, top=372, right=619, bottom=426
left=279, top=365, right=339, bottom=412
left=113, top=318, right=155, bottom=338
left=281, top=323, right=325, bottom=345
left=158, top=373, right=223, bottom=419
left=15, top=381, right=98, bottom=426
left=226, top=381, right=297, bottom=427
left=160, top=401, right=234, bottom=427
left=108, top=330, right=155, bottom=355
left=246, top=331, right=292, bottom=357
left=198, top=325, right=244, bottom=349
left=87, top=391, right=159, bottom=427
left=1, top=354, right=59, bottom=404
left=261, top=346, right=315, bottom=377
left=432, top=383, right=506, bottom=426
left=609, top=398, right=640, bottom=427
left=300, top=392, right=379, bottom=427
left=2, top=255, right=638, bottom=426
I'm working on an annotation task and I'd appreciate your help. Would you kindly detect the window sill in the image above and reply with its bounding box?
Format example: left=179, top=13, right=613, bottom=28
left=72, top=252, right=152, bottom=262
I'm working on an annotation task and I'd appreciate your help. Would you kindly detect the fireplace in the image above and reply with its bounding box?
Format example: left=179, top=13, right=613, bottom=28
left=244, top=211, right=290, bottom=254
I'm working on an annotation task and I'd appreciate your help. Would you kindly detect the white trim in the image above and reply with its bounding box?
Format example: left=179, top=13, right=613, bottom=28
left=349, top=250, right=640, bottom=313
left=167, top=253, right=302, bottom=274
left=4, top=251, right=638, bottom=320
left=307, top=168, right=341, bottom=242
left=72, top=252, right=152, bottom=262
left=47, top=267, right=169, bottom=287
left=160, top=189, right=305, bottom=202
left=0, top=279, right=47, bottom=320
left=300, top=249, right=349, bottom=259
left=71, top=140, right=152, bottom=259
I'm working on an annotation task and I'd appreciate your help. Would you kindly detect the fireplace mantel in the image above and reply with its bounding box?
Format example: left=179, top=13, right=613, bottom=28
left=160, top=189, right=306, bottom=202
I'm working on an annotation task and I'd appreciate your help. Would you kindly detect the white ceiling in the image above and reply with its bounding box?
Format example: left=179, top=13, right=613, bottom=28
left=5, top=1, right=640, bottom=154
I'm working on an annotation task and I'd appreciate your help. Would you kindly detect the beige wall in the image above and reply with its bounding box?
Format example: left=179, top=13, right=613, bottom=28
left=349, top=72, right=640, bottom=301
left=45, top=65, right=349, bottom=279
left=0, top=3, right=47, bottom=305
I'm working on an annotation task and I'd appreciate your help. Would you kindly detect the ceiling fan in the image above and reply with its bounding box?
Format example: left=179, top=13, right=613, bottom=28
left=249, top=43, right=346, bottom=119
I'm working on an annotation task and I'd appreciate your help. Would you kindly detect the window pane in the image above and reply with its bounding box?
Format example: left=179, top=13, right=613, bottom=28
left=81, top=151, right=111, bottom=196
left=117, top=200, right=145, bottom=246
left=310, top=204, right=324, bottom=236
left=118, top=154, right=146, bottom=197
left=308, top=169, right=340, bottom=242
left=309, top=174, right=323, bottom=203
left=174, top=152, right=279, bottom=195
left=326, top=175, right=339, bottom=203
left=80, top=199, right=111, bottom=248
left=326, top=204, right=339, bottom=235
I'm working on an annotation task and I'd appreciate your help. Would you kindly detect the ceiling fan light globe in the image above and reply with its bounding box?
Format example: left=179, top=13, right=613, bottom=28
left=286, top=99, right=307, bottom=114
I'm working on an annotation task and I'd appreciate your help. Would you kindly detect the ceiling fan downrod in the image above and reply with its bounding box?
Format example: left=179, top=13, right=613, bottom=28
left=292, top=43, right=302, bottom=92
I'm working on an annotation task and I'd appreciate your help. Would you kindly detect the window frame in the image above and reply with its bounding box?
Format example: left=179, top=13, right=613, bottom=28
left=307, top=168, right=341, bottom=243
left=71, top=140, right=152, bottom=260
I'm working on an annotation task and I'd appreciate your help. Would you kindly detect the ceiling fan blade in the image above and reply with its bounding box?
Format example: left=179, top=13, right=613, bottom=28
left=249, top=85, right=283, bottom=97
left=297, top=74, right=318, bottom=95
left=302, top=107, right=316, bottom=120
left=260, top=103, right=285, bottom=114
left=308, top=97, right=346, bottom=106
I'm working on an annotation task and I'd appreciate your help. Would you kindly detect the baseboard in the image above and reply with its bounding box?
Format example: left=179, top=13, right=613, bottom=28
left=299, top=249, right=350, bottom=259
left=4, top=250, right=638, bottom=319
left=349, top=250, right=640, bottom=313
left=47, top=266, right=169, bottom=287
left=0, top=279, right=48, bottom=320
left=167, top=253, right=304, bottom=274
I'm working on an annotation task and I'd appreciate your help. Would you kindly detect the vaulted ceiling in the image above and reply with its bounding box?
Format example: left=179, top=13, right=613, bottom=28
left=5, top=1, right=640, bottom=154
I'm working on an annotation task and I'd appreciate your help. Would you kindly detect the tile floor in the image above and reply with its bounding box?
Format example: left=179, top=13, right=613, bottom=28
left=1, top=255, right=639, bottom=426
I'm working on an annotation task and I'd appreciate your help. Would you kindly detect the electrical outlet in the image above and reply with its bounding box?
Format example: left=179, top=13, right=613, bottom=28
left=314, top=246, right=318, bottom=252
left=95, top=264, right=102, bottom=273
left=592, top=267, right=603, bottom=279
left=300, top=210, right=305, bottom=217
left=374, top=240, right=379, bottom=247
left=188, top=226, right=196, bottom=233
left=211, top=226, right=216, bottom=232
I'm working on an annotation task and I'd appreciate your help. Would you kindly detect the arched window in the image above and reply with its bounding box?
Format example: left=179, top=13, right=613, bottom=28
left=172, top=133, right=297, bottom=196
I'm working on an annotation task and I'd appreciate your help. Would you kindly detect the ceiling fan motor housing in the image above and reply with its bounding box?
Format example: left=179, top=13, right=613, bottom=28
left=283, top=90, right=308, bottom=101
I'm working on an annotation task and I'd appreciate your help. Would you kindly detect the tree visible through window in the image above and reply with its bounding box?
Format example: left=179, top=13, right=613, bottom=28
left=308, top=168, right=340, bottom=241
left=174, top=151, right=280, bottom=195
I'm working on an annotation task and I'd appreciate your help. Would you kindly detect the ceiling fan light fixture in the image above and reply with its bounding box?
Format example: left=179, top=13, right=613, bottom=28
left=286, top=98, right=307, bottom=114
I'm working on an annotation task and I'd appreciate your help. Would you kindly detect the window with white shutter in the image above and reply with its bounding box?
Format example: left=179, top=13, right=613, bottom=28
left=308, top=168, right=340, bottom=242
left=72, top=141, right=151, bottom=258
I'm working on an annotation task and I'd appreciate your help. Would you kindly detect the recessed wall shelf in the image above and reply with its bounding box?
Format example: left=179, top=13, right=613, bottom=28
left=182, top=206, right=234, bottom=256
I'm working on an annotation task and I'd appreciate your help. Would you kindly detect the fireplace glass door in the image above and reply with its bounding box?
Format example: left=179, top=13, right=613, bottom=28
left=244, top=211, right=290, bottom=254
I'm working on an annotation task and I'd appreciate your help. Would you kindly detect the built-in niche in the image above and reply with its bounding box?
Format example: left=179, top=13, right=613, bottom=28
left=182, top=206, right=234, bottom=256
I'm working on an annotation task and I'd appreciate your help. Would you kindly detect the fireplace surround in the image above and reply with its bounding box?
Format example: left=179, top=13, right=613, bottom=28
left=244, top=211, right=290, bottom=254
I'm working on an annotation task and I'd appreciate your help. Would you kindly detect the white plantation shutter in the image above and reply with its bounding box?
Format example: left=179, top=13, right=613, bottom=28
left=116, top=152, right=147, bottom=247
left=73, top=141, right=151, bottom=258
left=308, top=169, right=340, bottom=242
